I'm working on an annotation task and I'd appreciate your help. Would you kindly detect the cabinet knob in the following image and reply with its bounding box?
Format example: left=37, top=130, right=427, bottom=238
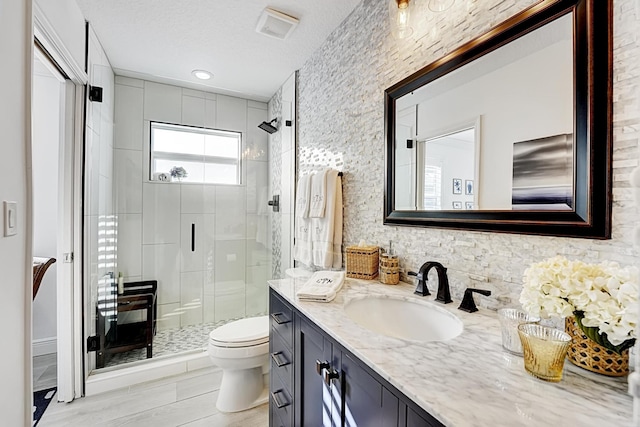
left=323, top=368, right=339, bottom=385
left=316, top=360, right=330, bottom=376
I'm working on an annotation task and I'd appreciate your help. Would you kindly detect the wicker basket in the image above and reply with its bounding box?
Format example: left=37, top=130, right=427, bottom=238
left=565, top=317, right=629, bottom=377
left=379, top=254, right=399, bottom=285
left=346, top=245, right=379, bottom=279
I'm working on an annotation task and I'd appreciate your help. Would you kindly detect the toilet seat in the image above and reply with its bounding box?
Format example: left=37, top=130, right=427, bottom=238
left=209, top=316, right=269, bottom=348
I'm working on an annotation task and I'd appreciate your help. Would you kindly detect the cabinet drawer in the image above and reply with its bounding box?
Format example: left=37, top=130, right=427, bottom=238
left=270, top=404, right=287, bottom=427
left=270, top=367, right=293, bottom=427
left=270, top=327, right=293, bottom=392
left=270, top=292, right=293, bottom=348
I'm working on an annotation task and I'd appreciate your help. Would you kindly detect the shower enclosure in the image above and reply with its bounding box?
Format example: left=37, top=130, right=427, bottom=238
left=83, top=57, right=273, bottom=370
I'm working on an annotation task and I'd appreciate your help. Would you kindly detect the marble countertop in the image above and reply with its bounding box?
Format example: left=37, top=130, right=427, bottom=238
left=269, top=277, right=633, bottom=427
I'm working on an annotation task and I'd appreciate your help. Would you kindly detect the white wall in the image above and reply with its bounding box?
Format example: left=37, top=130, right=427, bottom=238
left=113, top=77, right=270, bottom=330
left=32, top=67, right=61, bottom=348
left=395, top=106, right=416, bottom=210
left=417, top=39, right=573, bottom=209
left=425, top=138, right=474, bottom=210
left=0, top=0, right=32, bottom=423
left=34, top=0, right=85, bottom=71
left=280, top=73, right=296, bottom=273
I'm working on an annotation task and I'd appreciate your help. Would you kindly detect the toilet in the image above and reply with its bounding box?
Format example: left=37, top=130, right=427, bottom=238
left=207, top=316, right=270, bottom=412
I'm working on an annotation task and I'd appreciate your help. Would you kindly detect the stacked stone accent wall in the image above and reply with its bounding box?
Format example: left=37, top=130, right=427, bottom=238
left=269, top=87, right=283, bottom=279
left=297, top=0, right=640, bottom=308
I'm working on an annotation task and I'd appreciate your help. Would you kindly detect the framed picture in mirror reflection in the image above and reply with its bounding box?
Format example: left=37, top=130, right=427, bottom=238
left=453, top=178, right=462, bottom=194
left=465, top=180, right=474, bottom=195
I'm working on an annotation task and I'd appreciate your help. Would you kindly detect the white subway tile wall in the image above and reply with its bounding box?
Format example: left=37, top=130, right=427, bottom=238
left=113, top=77, right=271, bottom=332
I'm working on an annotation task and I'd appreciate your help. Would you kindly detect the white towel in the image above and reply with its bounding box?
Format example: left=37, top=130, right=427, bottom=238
left=308, top=170, right=328, bottom=218
left=293, top=215, right=313, bottom=267
left=295, top=174, right=311, bottom=218
left=312, top=169, right=343, bottom=269
left=296, top=271, right=345, bottom=302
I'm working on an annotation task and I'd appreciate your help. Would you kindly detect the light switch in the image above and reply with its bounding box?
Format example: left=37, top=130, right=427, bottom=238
left=4, top=201, right=17, bottom=237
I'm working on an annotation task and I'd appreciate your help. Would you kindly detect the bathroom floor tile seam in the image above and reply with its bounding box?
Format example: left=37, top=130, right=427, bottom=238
left=39, top=367, right=268, bottom=427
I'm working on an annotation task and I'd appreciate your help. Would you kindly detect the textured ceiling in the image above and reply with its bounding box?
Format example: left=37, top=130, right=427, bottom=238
left=75, top=0, right=362, bottom=102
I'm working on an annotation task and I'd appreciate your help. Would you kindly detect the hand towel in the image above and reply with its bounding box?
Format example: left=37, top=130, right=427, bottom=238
left=311, top=169, right=343, bottom=269
left=308, top=170, right=328, bottom=218
left=296, top=271, right=345, bottom=302
left=295, top=174, right=311, bottom=218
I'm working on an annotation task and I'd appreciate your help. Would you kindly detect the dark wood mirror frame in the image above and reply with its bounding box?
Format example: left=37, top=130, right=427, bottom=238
left=384, top=0, right=612, bottom=239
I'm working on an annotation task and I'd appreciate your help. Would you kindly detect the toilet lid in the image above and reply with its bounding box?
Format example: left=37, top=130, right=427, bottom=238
left=209, top=316, right=269, bottom=348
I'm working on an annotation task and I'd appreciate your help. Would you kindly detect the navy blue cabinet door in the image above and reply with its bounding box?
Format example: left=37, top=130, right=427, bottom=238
left=295, top=315, right=338, bottom=426
left=342, top=351, right=399, bottom=427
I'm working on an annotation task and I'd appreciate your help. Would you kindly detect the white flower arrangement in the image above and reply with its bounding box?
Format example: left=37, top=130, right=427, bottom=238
left=520, top=255, right=639, bottom=354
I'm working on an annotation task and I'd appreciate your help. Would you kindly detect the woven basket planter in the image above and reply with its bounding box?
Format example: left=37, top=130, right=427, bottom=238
left=564, top=317, right=629, bottom=377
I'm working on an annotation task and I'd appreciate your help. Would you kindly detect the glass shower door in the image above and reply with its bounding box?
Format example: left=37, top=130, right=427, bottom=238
left=83, top=70, right=272, bottom=372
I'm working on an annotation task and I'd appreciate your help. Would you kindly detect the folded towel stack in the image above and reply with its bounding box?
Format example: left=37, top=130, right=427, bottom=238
left=296, top=271, right=345, bottom=303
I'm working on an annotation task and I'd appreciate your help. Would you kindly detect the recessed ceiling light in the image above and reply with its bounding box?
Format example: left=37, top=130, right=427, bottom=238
left=192, top=70, right=212, bottom=80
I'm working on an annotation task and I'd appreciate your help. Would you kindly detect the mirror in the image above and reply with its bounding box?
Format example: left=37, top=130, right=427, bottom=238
left=384, top=0, right=612, bottom=238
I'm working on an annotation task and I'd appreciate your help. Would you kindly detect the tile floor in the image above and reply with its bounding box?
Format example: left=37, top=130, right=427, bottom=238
left=33, top=353, right=57, bottom=392
left=39, top=366, right=269, bottom=426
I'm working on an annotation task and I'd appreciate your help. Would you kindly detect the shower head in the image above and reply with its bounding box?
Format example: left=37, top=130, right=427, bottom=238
left=258, top=118, right=278, bottom=134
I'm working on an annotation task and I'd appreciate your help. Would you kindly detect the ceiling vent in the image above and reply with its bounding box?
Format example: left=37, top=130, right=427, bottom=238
left=255, top=8, right=299, bottom=40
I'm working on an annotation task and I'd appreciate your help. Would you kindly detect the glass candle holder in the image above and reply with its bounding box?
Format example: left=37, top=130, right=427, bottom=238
left=517, top=324, right=571, bottom=382
left=497, top=308, right=540, bottom=355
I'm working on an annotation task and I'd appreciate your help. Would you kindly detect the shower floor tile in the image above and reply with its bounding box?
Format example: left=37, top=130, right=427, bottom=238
left=104, top=315, right=266, bottom=368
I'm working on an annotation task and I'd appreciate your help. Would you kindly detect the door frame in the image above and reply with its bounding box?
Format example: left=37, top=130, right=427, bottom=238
left=34, top=3, right=88, bottom=402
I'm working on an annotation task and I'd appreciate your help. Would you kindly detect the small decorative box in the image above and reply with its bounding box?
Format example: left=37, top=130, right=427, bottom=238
left=345, top=245, right=379, bottom=280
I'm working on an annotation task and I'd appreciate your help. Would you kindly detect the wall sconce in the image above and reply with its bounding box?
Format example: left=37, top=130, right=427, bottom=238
left=389, top=0, right=415, bottom=39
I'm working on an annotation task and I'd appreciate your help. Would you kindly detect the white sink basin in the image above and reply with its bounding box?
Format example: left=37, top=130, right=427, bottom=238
left=344, top=296, right=463, bottom=342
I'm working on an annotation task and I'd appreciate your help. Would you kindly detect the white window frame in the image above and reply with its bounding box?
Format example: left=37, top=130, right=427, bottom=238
left=150, top=121, right=242, bottom=185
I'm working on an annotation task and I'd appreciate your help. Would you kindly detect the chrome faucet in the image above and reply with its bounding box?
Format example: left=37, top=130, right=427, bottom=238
left=408, top=261, right=452, bottom=304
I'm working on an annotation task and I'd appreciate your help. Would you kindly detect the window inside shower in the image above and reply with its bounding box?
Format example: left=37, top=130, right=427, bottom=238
left=150, top=122, right=242, bottom=185
left=84, top=78, right=272, bottom=371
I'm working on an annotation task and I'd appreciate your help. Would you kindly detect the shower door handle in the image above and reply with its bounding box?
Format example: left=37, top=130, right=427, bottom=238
left=191, top=223, right=195, bottom=252
left=268, top=195, right=280, bottom=212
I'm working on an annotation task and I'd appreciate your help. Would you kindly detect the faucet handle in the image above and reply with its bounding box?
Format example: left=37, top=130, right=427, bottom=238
left=407, top=271, right=430, bottom=296
left=407, top=271, right=422, bottom=280
left=458, top=288, right=491, bottom=313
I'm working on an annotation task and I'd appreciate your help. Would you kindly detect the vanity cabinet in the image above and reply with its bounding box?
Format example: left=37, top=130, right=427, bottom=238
left=269, top=291, right=295, bottom=427
left=269, top=288, right=443, bottom=427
